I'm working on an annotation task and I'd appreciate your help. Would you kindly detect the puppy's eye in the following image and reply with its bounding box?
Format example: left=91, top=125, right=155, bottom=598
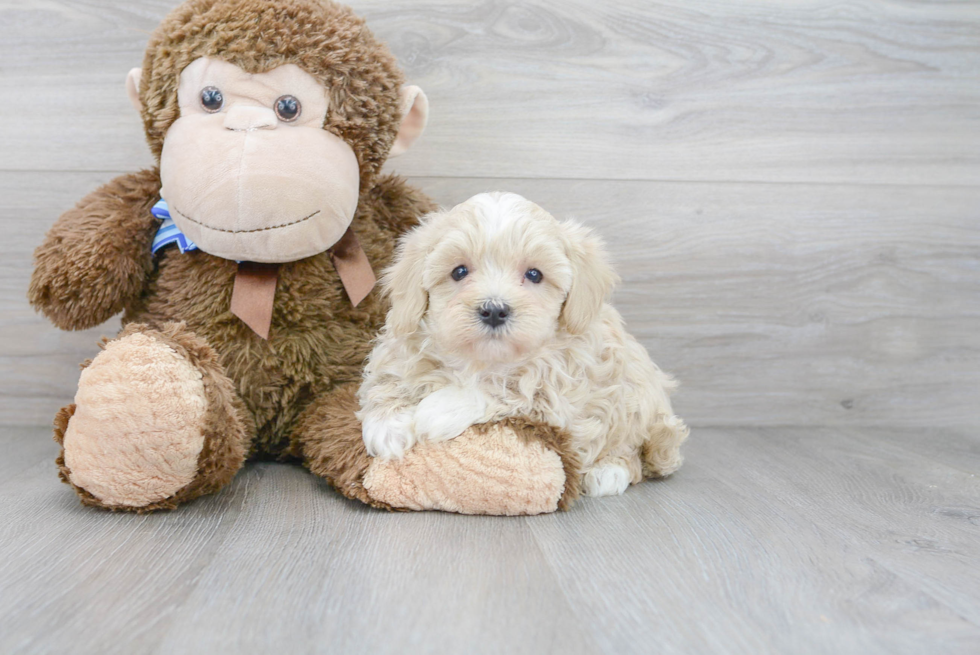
left=200, top=86, right=224, bottom=113
left=451, top=265, right=469, bottom=281
left=524, top=268, right=543, bottom=284
left=274, top=95, right=301, bottom=122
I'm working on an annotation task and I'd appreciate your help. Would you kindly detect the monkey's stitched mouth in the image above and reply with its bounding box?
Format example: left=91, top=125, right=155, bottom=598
left=170, top=205, right=321, bottom=234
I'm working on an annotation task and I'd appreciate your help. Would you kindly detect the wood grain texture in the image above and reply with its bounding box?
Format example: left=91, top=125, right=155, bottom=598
left=529, top=426, right=980, bottom=655
left=1, top=425, right=978, bottom=654
left=1, top=1, right=979, bottom=184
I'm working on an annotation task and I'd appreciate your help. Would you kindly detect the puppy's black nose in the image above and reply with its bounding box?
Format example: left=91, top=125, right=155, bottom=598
left=478, top=302, right=510, bottom=328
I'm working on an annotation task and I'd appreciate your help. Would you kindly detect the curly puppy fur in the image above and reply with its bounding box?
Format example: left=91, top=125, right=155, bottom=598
left=359, top=193, right=689, bottom=496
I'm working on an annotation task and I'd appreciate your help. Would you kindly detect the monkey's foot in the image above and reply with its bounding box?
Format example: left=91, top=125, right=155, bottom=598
left=363, top=419, right=581, bottom=515
left=55, top=323, right=248, bottom=512
left=299, top=387, right=580, bottom=515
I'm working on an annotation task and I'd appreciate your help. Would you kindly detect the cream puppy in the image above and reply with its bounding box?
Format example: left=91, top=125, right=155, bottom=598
left=357, top=192, right=688, bottom=496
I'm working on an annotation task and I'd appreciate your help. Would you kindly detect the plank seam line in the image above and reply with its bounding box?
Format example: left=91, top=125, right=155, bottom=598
left=4, top=170, right=980, bottom=190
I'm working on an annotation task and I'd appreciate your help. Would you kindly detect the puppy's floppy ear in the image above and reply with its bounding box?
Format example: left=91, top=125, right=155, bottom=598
left=381, top=213, right=441, bottom=336
left=559, top=220, right=619, bottom=334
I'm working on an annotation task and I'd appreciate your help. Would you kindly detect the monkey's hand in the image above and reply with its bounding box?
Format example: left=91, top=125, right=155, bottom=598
left=28, top=169, right=162, bottom=331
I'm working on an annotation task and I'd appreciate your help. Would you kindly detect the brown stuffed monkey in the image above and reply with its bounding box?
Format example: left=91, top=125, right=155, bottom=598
left=29, top=0, right=580, bottom=515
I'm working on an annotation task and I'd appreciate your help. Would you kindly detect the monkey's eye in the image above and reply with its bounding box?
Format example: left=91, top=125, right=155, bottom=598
left=525, top=268, right=543, bottom=284
left=274, top=95, right=302, bottom=122
left=200, top=86, right=224, bottom=113
left=451, top=265, right=468, bottom=281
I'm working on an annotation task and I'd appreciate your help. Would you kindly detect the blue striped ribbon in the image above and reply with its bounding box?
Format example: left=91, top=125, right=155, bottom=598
left=151, top=199, right=198, bottom=255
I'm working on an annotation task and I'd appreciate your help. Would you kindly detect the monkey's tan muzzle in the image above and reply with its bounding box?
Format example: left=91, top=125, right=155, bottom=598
left=160, top=113, right=360, bottom=264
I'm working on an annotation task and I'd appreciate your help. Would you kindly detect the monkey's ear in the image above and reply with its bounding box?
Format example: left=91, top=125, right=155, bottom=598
left=390, top=85, right=428, bottom=157
left=126, top=68, right=143, bottom=113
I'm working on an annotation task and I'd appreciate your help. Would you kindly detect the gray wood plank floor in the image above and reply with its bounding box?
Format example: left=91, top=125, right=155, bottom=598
left=1, top=0, right=978, bottom=653
left=1, top=425, right=978, bottom=654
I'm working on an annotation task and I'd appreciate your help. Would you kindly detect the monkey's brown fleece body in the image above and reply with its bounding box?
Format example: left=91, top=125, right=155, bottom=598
left=29, top=0, right=580, bottom=514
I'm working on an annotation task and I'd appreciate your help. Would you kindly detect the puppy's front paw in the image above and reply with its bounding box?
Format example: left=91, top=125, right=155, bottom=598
left=414, top=386, right=487, bottom=444
left=362, top=411, right=415, bottom=460
left=582, top=463, right=632, bottom=497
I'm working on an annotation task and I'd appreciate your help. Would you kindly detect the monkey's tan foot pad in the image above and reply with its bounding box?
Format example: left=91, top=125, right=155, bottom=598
left=54, top=323, right=248, bottom=512
left=362, top=419, right=582, bottom=516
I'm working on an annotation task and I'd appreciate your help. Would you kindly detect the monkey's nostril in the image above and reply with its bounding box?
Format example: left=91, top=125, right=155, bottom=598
left=223, top=106, right=279, bottom=132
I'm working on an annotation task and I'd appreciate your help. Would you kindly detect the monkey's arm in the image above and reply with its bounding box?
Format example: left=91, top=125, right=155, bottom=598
left=28, top=169, right=162, bottom=331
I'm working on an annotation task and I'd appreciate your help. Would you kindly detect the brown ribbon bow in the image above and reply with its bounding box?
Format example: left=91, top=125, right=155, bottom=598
left=230, top=227, right=376, bottom=339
